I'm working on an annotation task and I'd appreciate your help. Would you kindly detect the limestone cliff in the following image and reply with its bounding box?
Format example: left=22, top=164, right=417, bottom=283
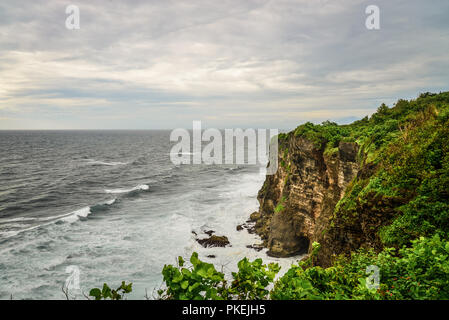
left=253, top=131, right=360, bottom=266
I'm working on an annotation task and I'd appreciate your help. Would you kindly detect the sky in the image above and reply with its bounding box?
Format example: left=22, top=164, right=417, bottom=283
left=0, top=0, right=448, bottom=130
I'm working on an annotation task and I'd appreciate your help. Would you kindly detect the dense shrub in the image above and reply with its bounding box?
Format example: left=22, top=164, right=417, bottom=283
left=157, top=253, right=280, bottom=300
left=328, top=92, right=449, bottom=247
left=271, top=235, right=449, bottom=300
left=158, top=253, right=227, bottom=300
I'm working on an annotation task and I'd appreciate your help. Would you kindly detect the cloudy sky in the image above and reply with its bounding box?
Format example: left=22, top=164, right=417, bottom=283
left=0, top=0, right=448, bottom=129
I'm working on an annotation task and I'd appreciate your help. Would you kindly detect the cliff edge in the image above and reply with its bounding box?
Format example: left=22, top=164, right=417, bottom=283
left=252, top=92, right=449, bottom=267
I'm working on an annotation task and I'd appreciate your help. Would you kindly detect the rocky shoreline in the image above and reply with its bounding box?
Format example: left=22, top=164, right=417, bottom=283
left=192, top=213, right=268, bottom=256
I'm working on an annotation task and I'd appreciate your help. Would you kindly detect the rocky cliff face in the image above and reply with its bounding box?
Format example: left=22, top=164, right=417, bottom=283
left=253, top=133, right=360, bottom=266
left=251, top=93, right=449, bottom=268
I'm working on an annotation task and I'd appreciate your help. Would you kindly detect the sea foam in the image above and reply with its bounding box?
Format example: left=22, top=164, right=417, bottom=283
left=104, top=184, right=149, bottom=194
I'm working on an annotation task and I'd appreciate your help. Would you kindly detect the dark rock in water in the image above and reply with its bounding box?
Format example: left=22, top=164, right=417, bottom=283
left=197, top=235, right=230, bottom=248
left=204, top=230, right=215, bottom=236
left=246, top=243, right=264, bottom=252
left=236, top=221, right=257, bottom=234
left=191, top=231, right=197, bottom=236
left=207, top=255, right=216, bottom=258
left=244, top=223, right=256, bottom=234
left=249, top=211, right=260, bottom=221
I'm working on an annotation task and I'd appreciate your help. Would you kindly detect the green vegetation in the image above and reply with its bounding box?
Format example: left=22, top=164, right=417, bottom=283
left=332, top=92, right=449, bottom=247
left=294, top=120, right=351, bottom=151
left=274, top=196, right=287, bottom=213
left=157, top=253, right=280, bottom=300
left=89, top=282, right=133, bottom=300
left=271, top=235, right=449, bottom=300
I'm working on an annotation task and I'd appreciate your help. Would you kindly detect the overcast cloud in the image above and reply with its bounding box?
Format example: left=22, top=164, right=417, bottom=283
left=0, top=0, right=448, bottom=129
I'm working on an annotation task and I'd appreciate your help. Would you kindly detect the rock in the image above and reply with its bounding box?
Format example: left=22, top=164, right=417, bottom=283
left=249, top=211, right=260, bottom=221
left=207, top=255, right=216, bottom=258
left=197, top=235, right=230, bottom=248
left=338, top=141, right=358, bottom=162
left=246, top=225, right=256, bottom=234
left=246, top=243, right=264, bottom=252
left=236, top=224, right=244, bottom=231
left=204, top=230, right=215, bottom=236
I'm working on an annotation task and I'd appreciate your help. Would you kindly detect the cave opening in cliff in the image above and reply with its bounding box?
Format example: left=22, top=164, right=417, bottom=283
left=297, top=236, right=310, bottom=255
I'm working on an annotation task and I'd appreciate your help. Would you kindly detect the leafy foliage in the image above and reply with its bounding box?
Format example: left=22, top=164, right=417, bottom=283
left=328, top=92, right=449, bottom=247
left=89, top=282, right=133, bottom=300
left=157, top=253, right=280, bottom=300
left=228, top=258, right=280, bottom=299
left=271, top=235, right=449, bottom=300
left=159, top=253, right=227, bottom=300
left=294, top=121, right=350, bottom=150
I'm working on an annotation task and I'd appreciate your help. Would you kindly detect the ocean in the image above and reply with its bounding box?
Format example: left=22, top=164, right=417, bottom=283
left=0, top=130, right=300, bottom=299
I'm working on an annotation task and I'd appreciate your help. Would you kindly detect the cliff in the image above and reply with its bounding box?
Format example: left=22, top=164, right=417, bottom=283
left=254, top=134, right=360, bottom=265
left=252, top=92, right=449, bottom=267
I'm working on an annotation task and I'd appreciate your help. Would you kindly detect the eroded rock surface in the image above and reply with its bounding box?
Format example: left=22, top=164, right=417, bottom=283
left=254, top=136, right=359, bottom=264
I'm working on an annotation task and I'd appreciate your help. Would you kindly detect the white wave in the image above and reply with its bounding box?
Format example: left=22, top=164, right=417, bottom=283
left=0, top=199, right=117, bottom=241
left=0, top=223, right=29, bottom=229
left=0, top=230, right=21, bottom=239
left=0, top=197, right=118, bottom=238
left=104, top=198, right=117, bottom=205
left=104, top=184, right=149, bottom=194
left=0, top=220, right=49, bottom=240
left=36, top=207, right=92, bottom=223
left=60, top=207, right=91, bottom=223
left=0, top=216, right=37, bottom=224
left=85, top=160, right=128, bottom=166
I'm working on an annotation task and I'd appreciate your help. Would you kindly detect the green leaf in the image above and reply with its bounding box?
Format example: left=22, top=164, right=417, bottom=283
left=102, top=283, right=111, bottom=298
left=190, top=252, right=200, bottom=267
left=181, top=281, right=189, bottom=290
left=188, top=282, right=200, bottom=292
left=89, top=288, right=101, bottom=299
